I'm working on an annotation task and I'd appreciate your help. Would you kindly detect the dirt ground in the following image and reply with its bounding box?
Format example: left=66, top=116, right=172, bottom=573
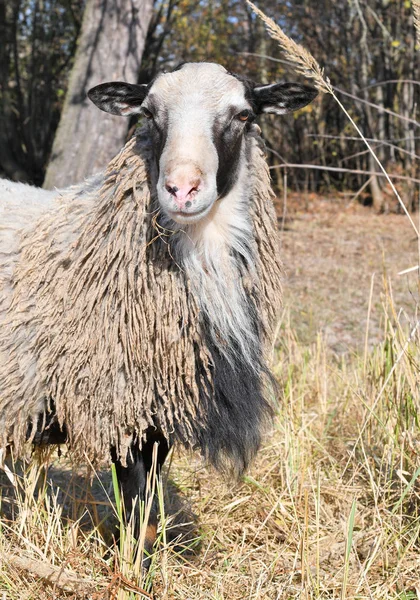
left=280, top=195, right=420, bottom=352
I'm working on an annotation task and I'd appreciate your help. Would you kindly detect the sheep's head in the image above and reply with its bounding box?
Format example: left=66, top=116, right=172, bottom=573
left=88, top=62, right=317, bottom=225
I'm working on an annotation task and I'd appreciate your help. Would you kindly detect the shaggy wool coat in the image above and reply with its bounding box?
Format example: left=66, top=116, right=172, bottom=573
left=0, top=127, right=282, bottom=471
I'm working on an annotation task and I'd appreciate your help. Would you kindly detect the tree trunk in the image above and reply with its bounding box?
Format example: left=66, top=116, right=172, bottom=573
left=43, top=0, right=153, bottom=190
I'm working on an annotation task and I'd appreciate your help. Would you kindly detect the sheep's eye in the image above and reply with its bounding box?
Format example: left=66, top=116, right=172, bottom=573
left=237, top=110, right=250, bottom=122
left=142, top=108, right=154, bottom=119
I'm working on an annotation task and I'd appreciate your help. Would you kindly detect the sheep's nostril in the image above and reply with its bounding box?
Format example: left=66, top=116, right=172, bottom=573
left=165, top=185, right=178, bottom=196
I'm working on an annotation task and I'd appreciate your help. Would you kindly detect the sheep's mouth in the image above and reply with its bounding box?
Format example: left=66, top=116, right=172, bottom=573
left=167, top=204, right=212, bottom=224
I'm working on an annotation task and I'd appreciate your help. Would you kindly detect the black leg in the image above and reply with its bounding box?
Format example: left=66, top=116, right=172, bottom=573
left=111, top=429, right=170, bottom=565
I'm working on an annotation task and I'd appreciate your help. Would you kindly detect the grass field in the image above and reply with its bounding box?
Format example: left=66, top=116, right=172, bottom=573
left=1, top=198, right=419, bottom=599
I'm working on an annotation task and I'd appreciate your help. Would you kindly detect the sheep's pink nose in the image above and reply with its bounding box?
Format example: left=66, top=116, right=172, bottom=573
left=165, top=178, right=201, bottom=210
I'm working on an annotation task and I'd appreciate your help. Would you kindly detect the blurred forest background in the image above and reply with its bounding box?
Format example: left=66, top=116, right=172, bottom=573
left=0, top=0, right=419, bottom=211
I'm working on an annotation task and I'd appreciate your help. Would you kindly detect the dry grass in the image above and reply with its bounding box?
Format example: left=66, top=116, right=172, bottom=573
left=1, top=214, right=420, bottom=598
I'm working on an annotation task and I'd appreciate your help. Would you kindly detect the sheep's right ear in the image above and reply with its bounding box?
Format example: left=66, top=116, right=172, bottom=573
left=87, top=82, right=149, bottom=116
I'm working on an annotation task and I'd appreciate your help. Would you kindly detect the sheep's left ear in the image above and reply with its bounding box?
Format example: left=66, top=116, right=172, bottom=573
left=253, top=82, right=318, bottom=115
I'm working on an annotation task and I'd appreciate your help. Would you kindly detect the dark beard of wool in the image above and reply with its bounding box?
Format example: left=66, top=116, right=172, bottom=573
left=194, top=301, right=275, bottom=476
left=158, top=215, right=275, bottom=473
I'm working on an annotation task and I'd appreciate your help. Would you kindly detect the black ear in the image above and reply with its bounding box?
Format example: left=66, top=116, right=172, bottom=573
left=253, top=82, right=318, bottom=115
left=87, top=82, right=149, bottom=116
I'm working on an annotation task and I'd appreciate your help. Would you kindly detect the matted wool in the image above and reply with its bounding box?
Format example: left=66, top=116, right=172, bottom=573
left=0, top=129, right=282, bottom=467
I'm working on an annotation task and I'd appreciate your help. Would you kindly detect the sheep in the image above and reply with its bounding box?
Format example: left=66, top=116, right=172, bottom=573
left=0, top=62, right=317, bottom=559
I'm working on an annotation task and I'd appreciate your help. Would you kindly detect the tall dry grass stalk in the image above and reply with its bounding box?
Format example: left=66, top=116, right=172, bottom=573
left=245, top=0, right=420, bottom=238
left=414, top=0, right=420, bottom=46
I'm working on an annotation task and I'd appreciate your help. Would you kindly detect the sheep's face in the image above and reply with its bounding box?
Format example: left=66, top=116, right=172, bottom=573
left=88, top=63, right=317, bottom=224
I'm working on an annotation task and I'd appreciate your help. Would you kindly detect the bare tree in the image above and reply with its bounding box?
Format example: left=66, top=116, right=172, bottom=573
left=43, top=0, right=153, bottom=189
left=0, top=0, right=83, bottom=185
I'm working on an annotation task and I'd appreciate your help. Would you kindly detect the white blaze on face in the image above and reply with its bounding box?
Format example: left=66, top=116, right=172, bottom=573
left=143, top=65, right=259, bottom=363
left=143, top=63, right=252, bottom=224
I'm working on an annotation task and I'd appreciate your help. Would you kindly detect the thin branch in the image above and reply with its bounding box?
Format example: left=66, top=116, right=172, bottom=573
left=3, top=553, right=101, bottom=594
left=269, top=163, right=420, bottom=184
left=339, top=147, right=373, bottom=163
left=307, top=134, right=420, bottom=161
left=266, top=145, right=289, bottom=164
left=334, top=87, right=420, bottom=128
left=307, top=133, right=420, bottom=143
left=361, top=79, right=420, bottom=91
left=366, top=5, right=392, bottom=39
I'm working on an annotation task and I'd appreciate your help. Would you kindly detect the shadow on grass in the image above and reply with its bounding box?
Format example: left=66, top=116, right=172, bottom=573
left=0, top=452, right=201, bottom=560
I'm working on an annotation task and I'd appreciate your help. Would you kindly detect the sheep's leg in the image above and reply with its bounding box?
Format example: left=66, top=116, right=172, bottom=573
left=111, top=430, right=169, bottom=566
left=28, top=411, right=68, bottom=446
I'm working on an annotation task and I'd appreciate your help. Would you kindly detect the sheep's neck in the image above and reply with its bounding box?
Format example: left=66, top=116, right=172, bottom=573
left=172, top=157, right=258, bottom=364
left=179, top=157, right=252, bottom=266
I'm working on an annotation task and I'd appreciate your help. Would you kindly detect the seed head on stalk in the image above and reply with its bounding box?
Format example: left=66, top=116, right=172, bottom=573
left=245, top=0, right=332, bottom=94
